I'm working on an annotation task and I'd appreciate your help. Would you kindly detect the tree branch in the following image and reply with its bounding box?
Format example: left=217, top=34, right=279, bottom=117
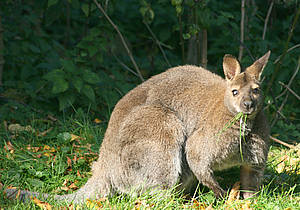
left=271, top=57, right=300, bottom=127
left=262, top=0, right=274, bottom=40
left=111, top=52, right=139, bottom=78
left=143, top=21, right=171, bottom=67
left=270, top=136, right=295, bottom=149
left=266, top=7, right=300, bottom=95
left=274, top=44, right=300, bottom=64
left=275, top=56, right=300, bottom=100
left=93, top=0, right=144, bottom=81
left=233, top=34, right=255, bottom=61
left=279, top=81, right=300, bottom=101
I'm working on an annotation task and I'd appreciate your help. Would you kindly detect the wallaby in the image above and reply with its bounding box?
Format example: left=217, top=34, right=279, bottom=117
left=5, top=51, right=271, bottom=203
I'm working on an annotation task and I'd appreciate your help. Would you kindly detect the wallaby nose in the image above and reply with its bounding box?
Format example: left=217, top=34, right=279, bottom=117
left=243, top=101, right=253, bottom=110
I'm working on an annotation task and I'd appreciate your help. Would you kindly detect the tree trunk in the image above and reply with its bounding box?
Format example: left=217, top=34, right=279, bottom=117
left=0, top=15, right=5, bottom=86
left=239, top=0, right=245, bottom=61
left=187, top=35, right=197, bottom=65
left=201, top=29, right=207, bottom=68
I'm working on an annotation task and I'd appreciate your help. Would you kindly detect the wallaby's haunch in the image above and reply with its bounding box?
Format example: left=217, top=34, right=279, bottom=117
left=5, top=51, right=271, bottom=203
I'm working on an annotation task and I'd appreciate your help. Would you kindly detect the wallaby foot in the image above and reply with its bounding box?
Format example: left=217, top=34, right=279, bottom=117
left=240, top=165, right=264, bottom=199
left=200, top=172, right=226, bottom=198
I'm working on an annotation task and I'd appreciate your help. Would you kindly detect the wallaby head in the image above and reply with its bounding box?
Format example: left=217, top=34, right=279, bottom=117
left=223, top=51, right=270, bottom=116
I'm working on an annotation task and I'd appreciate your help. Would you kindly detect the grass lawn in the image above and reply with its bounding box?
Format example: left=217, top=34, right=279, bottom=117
left=0, top=104, right=299, bottom=209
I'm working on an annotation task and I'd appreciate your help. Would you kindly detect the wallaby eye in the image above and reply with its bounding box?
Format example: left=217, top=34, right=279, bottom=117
left=252, top=88, right=259, bottom=94
left=232, top=89, right=239, bottom=96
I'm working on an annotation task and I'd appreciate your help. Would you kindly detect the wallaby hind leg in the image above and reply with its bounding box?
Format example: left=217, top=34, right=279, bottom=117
left=113, top=104, right=185, bottom=195
left=185, top=130, right=226, bottom=198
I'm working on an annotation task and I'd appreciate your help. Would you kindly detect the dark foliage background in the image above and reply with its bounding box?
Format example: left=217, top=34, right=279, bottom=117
left=0, top=0, right=299, bottom=144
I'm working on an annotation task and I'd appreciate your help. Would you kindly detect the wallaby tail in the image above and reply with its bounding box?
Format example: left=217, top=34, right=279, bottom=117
left=4, top=186, right=89, bottom=204
left=4, top=175, right=111, bottom=204
left=5, top=188, right=46, bottom=202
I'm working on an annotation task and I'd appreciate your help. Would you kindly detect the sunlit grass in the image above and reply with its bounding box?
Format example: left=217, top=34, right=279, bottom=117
left=0, top=114, right=299, bottom=209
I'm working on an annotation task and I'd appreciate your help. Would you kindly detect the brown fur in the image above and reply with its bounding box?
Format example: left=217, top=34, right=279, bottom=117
left=5, top=52, right=271, bottom=203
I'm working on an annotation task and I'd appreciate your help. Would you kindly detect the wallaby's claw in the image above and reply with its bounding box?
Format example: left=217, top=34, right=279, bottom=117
left=242, top=191, right=255, bottom=199
left=213, top=188, right=227, bottom=199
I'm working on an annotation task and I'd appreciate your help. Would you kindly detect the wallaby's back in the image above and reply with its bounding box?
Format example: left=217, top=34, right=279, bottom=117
left=105, top=65, right=226, bottom=146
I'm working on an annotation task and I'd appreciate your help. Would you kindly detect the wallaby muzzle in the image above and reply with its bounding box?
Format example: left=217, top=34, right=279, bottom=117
left=240, top=97, right=257, bottom=114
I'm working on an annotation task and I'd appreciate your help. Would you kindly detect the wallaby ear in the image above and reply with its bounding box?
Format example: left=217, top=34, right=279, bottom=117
left=223, top=54, right=241, bottom=81
left=246, top=51, right=271, bottom=81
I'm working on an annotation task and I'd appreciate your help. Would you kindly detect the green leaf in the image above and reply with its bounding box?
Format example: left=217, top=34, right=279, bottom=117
left=87, top=45, right=99, bottom=57
left=57, top=132, right=72, bottom=142
left=48, top=0, right=58, bottom=8
left=61, top=59, right=77, bottom=73
left=52, top=78, right=69, bottom=94
left=37, top=39, right=51, bottom=52
left=58, top=92, right=75, bottom=110
left=82, top=70, right=100, bottom=84
left=43, top=69, right=65, bottom=82
left=220, top=11, right=234, bottom=19
left=29, top=44, right=40, bottom=53
left=73, top=76, right=83, bottom=93
left=82, top=84, right=95, bottom=102
left=89, top=27, right=102, bottom=38
left=183, top=33, right=191, bottom=40
left=28, top=178, right=44, bottom=188
left=70, top=0, right=80, bottom=8
left=35, top=171, right=47, bottom=178
left=171, top=0, right=183, bottom=6
left=175, top=5, right=182, bottom=15
left=81, top=4, right=90, bottom=17
left=140, top=7, right=147, bottom=17
left=77, top=158, right=86, bottom=165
